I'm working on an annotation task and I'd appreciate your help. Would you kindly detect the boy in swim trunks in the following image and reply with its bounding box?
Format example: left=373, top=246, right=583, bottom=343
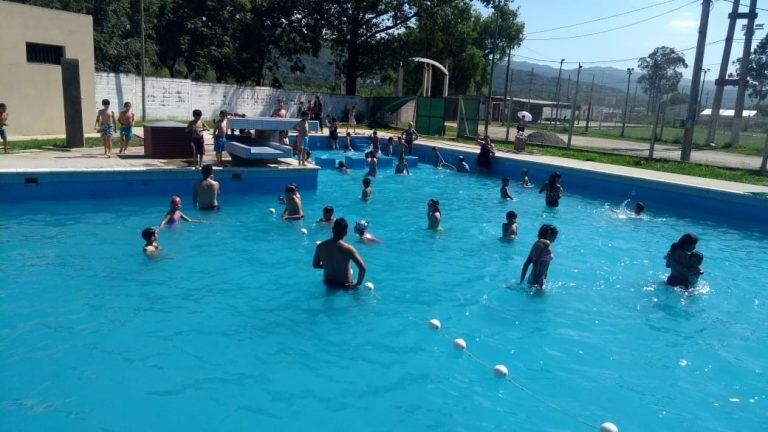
left=293, top=111, right=310, bottom=166
left=95, top=99, right=117, bottom=158
left=313, top=218, right=367, bottom=288
left=186, top=109, right=209, bottom=169
left=500, top=177, right=514, bottom=200
left=141, top=227, right=160, bottom=255
left=0, top=103, right=8, bottom=153
left=213, top=110, right=228, bottom=166
left=118, top=102, right=135, bottom=154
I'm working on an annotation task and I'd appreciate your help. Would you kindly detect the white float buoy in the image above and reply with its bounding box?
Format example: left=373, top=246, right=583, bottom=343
left=268, top=208, right=276, bottom=215
left=599, top=422, right=618, bottom=432
left=300, top=228, right=308, bottom=235
left=493, top=364, right=509, bottom=378
left=428, top=319, right=441, bottom=330
left=315, top=240, right=322, bottom=245
left=453, top=338, right=467, bottom=351
left=364, top=282, right=375, bottom=291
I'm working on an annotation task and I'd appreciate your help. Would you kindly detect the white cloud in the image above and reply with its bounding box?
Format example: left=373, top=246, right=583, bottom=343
left=668, top=19, right=699, bottom=31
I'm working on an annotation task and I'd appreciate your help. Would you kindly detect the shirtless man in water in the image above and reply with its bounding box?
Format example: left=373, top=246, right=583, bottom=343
left=192, top=164, right=220, bottom=210
left=282, top=184, right=303, bottom=220
left=313, top=218, right=367, bottom=288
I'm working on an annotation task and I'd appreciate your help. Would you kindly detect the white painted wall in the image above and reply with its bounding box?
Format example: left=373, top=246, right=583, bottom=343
left=95, top=72, right=366, bottom=121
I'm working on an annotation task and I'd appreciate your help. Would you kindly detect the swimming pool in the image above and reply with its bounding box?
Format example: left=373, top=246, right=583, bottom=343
left=1, top=156, right=766, bottom=431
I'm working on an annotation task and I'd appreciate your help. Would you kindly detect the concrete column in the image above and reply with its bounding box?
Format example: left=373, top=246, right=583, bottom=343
left=61, top=58, right=84, bottom=148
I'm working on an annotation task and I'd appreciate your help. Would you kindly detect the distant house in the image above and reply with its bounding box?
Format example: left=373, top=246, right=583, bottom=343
left=699, top=109, right=758, bottom=118
left=0, top=2, right=95, bottom=136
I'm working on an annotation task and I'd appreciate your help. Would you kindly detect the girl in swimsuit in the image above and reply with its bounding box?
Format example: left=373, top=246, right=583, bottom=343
left=427, top=199, right=442, bottom=231
left=664, top=233, right=703, bottom=289
left=520, top=224, right=559, bottom=289
left=160, top=196, right=195, bottom=227
left=539, top=172, right=564, bottom=207
left=365, top=152, right=378, bottom=177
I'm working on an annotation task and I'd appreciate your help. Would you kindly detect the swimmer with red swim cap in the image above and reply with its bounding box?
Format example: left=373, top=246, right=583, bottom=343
left=160, top=196, right=201, bottom=227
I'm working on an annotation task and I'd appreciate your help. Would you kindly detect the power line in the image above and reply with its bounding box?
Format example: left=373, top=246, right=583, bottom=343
left=719, top=0, right=767, bottom=13
left=526, top=0, right=682, bottom=35
left=527, top=0, right=699, bottom=41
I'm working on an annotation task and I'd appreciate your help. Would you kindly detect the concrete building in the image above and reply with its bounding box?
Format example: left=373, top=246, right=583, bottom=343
left=0, top=1, right=95, bottom=136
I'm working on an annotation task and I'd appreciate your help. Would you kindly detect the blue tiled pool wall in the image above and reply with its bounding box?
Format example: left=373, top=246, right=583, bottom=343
left=409, top=143, right=768, bottom=226
left=0, top=168, right=318, bottom=203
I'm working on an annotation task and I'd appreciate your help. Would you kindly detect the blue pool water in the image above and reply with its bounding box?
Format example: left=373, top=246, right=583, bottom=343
left=1, top=158, right=766, bottom=431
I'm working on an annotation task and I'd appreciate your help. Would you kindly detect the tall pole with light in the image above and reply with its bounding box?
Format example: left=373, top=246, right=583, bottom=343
left=140, top=0, right=146, bottom=122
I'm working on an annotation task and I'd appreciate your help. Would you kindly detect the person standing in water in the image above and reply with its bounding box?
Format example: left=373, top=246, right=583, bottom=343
left=192, top=164, right=220, bottom=210
left=160, top=196, right=200, bottom=227
left=664, top=233, right=703, bottom=290
left=313, top=218, right=367, bottom=288
left=502, top=210, right=518, bottom=239
left=361, top=177, right=372, bottom=201
left=394, top=153, right=410, bottom=175
left=427, top=199, right=442, bottom=231
left=282, top=184, right=304, bottom=220
left=539, top=172, right=564, bottom=207
left=141, top=227, right=160, bottom=255
left=520, top=224, right=559, bottom=289
left=476, top=135, right=495, bottom=170
left=500, top=177, right=514, bottom=200
left=365, top=152, right=378, bottom=177
left=318, top=206, right=335, bottom=224
left=401, top=122, right=419, bottom=155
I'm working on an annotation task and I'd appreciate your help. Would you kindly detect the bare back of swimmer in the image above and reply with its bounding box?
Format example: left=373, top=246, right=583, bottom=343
left=313, top=218, right=366, bottom=287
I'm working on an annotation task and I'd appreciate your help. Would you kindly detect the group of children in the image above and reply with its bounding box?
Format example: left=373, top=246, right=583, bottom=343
left=94, top=99, right=135, bottom=158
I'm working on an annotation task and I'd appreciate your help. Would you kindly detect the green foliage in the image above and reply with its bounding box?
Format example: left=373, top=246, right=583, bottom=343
left=637, top=46, right=688, bottom=111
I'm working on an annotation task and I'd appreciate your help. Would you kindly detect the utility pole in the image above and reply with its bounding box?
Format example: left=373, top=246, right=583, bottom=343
left=585, top=75, right=595, bottom=132
left=506, top=65, right=516, bottom=141
left=620, top=68, right=633, bottom=137
left=552, top=58, right=565, bottom=128
left=140, top=0, right=146, bottom=122
left=696, top=68, right=710, bottom=121
left=526, top=67, right=534, bottom=113
left=730, top=0, right=758, bottom=147
left=630, top=84, right=638, bottom=125
left=680, top=0, right=712, bottom=162
left=704, top=90, right=709, bottom=108
left=706, top=0, right=741, bottom=145
left=567, top=64, right=582, bottom=148
left=484, top=3, right=501, bottom=136
left=502, top=46, right=512, bottom=127
left=597, top=73, right=605, bottom=129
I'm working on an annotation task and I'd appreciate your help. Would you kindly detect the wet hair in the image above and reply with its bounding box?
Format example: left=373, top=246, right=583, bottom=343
left=201, top=164, right=213, bottom=178
left=124, top=101, right=131, bottom=107
left=285, top=185, right=297, bottom=195
left=522, top=168, right=528, bottom=174
left=373, top=130, right=378, bottom=135
left=102, top=99, right=110, bottom=106
left=548, top=172, right=561, bottom=184
left=337, top=161, right=346, bottom=168
left=432, top=147, right=437, bottom=151
left=502, top=177, right=510, bottom=183
left=428, top=199, right=440, bottom=214
left=672, top=233, right=699, bottom=252
left=332, top=218, right=348, bottom=240
left=346, top=132, right=351, bottom=136
left=193, top=109, right=202, bottom=117
left=537, top=224, right=559, bottom=241
left=506, top=210, right=517, bottom=221
left=633, top=202, right=646, bottom=214
left=388, top=136, right=394, bottom=142
left=323, top=205, right=334, bottom=215
left=141, top=227, right=156, bottom=243
left=362, top=177, right=371, bottom=187
left=219, top=110, right=228, bottom=116
left=0, top=103, right=6, bottom=109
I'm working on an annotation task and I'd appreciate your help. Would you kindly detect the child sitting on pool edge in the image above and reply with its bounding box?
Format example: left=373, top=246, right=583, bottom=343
left=141, top=227, right=160, bottom=255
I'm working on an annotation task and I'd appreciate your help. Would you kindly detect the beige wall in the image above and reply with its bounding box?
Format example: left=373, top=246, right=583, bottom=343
left=0, top=1, right=95, bottom=136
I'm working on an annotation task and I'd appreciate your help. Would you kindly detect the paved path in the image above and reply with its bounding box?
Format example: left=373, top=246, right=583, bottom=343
left=476, top=123, right=766, bottom=170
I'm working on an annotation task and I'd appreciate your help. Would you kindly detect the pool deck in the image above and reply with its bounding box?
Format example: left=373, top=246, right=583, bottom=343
left=0, top=133, right=767, bottom=196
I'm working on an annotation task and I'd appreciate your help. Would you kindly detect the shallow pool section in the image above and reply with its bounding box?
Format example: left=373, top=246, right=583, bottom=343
left=1, top=165, right=766, bottom=431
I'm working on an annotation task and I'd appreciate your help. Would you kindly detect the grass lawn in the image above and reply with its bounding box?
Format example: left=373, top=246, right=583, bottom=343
left=3, top=136, right=142, bottom=153
left=525, top=124, right=766, bottom=157
left=379, top=124, right=768, bottom=186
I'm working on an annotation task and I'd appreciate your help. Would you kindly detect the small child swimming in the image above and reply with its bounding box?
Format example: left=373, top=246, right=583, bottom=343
left=141, top=227, right=160, bottom=255
left=336, top=160, right=349, bottom=174
left=395, top=154, right=410, bottom=175
left=354, top=220, right=380, bottom=244
left=318, top=206, right=335, bottom=224
left=520, top=169, right=532, bottom=188
left=502, top=210, right=518, bottom=239
left=361, top=177, right=372, bottom=201
left=500, top=177, right=514, bottom=200
left=160, top=196, right=197, bottom=227
left=384, top=136, right=394, bottom=156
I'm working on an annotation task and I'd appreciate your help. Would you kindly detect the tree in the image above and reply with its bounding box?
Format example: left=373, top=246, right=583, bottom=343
left=734, top=33, right=768, bottom=105
left=474, top=1, right=524, bottom=93
left=323, top=0, right=426, bottom=95
left=637, top=46, right=688, bottom=112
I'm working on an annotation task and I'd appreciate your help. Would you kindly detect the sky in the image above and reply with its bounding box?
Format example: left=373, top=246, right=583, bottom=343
left=485, top=0, right=765, bottom=78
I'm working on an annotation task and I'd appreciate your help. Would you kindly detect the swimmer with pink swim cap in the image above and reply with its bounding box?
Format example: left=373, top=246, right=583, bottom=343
left=160, top=195, right=200, bottom=227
